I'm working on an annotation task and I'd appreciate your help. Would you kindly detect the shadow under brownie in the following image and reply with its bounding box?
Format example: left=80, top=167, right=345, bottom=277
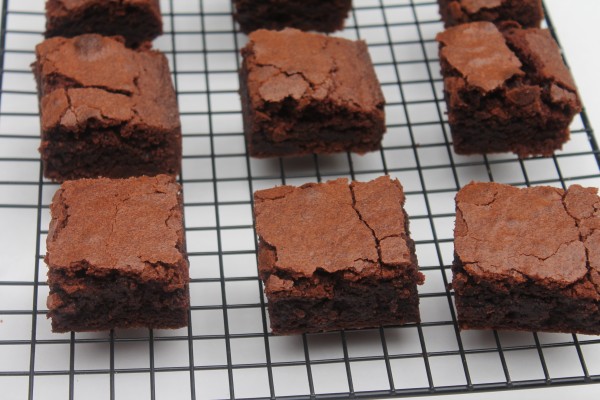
left=254, top=176, right=424, bottom=335
left=45, top=175, right=190, bottom=332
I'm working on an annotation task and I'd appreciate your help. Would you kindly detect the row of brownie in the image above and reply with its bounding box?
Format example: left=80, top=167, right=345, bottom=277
left=232, top=0, right=582, bottom=159
left=232, top=0, right=545, bottom=35
left=437, top=0, right=597, bottom=336
left=435, top=0, right=597, bottom=339
left=37, top=1, right=581, bottom=182
left=37, top=0, right=596, bottom=334
left=38, top=1, right=191, bottom=331
left=34, top=29, right=385, bottom=180
left=37, top=1, right=384, bottom=333
left=45, top=173, right=600, bottom=335
left=254, top=176, right=600, bottom=335
left=240, top=24, right=582, bottom=160
left=38, top=1, right=181, bottom=182
left=38, top=0, right=388, bottom=180
left=36, top=1, right=368, bottom=331
left=45, top=0, right=352, bottom=41
left=43, top=1, right=546, bottom=39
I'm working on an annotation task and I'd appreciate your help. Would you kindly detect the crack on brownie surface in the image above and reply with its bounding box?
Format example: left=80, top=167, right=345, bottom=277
left=45, top=73, right=137, bottom=97
left=47, top=176, right=185, bottom=271
left=561, top=186, right=600, bottom=296
left=349, top=184, right=383, bottom=271
left=34, top=35, right=179, bottom=131
left=255, top=177, right=422, bottom=288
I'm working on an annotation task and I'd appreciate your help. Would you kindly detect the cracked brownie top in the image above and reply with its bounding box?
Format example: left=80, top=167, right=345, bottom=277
left=241, top=28, right=385, bottom=114
left=437, top=21, right=579, bottom=98
left=455, top=182, right=600, bottom=296
left=33, top=34, right=180, bottom=134
left=254, top=176, right=419, bottom=286
left=46, top=175, right=186, bottom=284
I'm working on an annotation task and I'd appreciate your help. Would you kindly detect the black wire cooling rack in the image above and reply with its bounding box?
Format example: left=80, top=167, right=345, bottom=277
left=1, top=0, right=600, bottom=399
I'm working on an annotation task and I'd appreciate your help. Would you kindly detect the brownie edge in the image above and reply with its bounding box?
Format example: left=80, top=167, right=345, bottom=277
left=45, top=175, right=190, bottom=332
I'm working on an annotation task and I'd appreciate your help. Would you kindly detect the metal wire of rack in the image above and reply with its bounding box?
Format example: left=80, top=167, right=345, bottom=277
left=0, top=0, right=599, bottom=399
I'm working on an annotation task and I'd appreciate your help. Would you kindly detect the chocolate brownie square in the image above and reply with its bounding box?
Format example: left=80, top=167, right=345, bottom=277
left=34, top=34, right=181, bottom=182
left=240, top=28, right=386, bottom=158
left=45, top=175, right=189, bottom=332
left=438, top=0, right=543, bottom=28
left=45, top=0, right=163, bottom=48
left=437, top=22, right=581, bottom=157
left=254, top=176, right=424, bottom=334
left=453, top=182, right=600, bottom=335
left=233, top=0, right=352, bottom=34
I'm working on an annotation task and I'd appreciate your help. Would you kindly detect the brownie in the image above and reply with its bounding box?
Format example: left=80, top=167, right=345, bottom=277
left=45, top=175, right=190, bottom=332
left=254, top=176, right=424, bottom=335
left=233, top=0, right=352, bottom=34
left=34, top=34, right=182, bottom=182
left=45, top=0, right=163, bottom=48
left=453, top=182, right=600, bottom=335
left=438, top=0, right=543, bottom=28
left=240, top=28, right=386, bottom=158
left=437, top=22, right=582, bottom=157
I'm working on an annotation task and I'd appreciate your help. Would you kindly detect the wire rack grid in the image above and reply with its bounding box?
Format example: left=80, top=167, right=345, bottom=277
left=1, top=0, right=600, bottom=399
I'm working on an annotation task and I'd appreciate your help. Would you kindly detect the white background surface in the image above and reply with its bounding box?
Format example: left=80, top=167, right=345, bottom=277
left=0, top=0, right=599, bottom=399
left=546, top=0, right=600, bottom=144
